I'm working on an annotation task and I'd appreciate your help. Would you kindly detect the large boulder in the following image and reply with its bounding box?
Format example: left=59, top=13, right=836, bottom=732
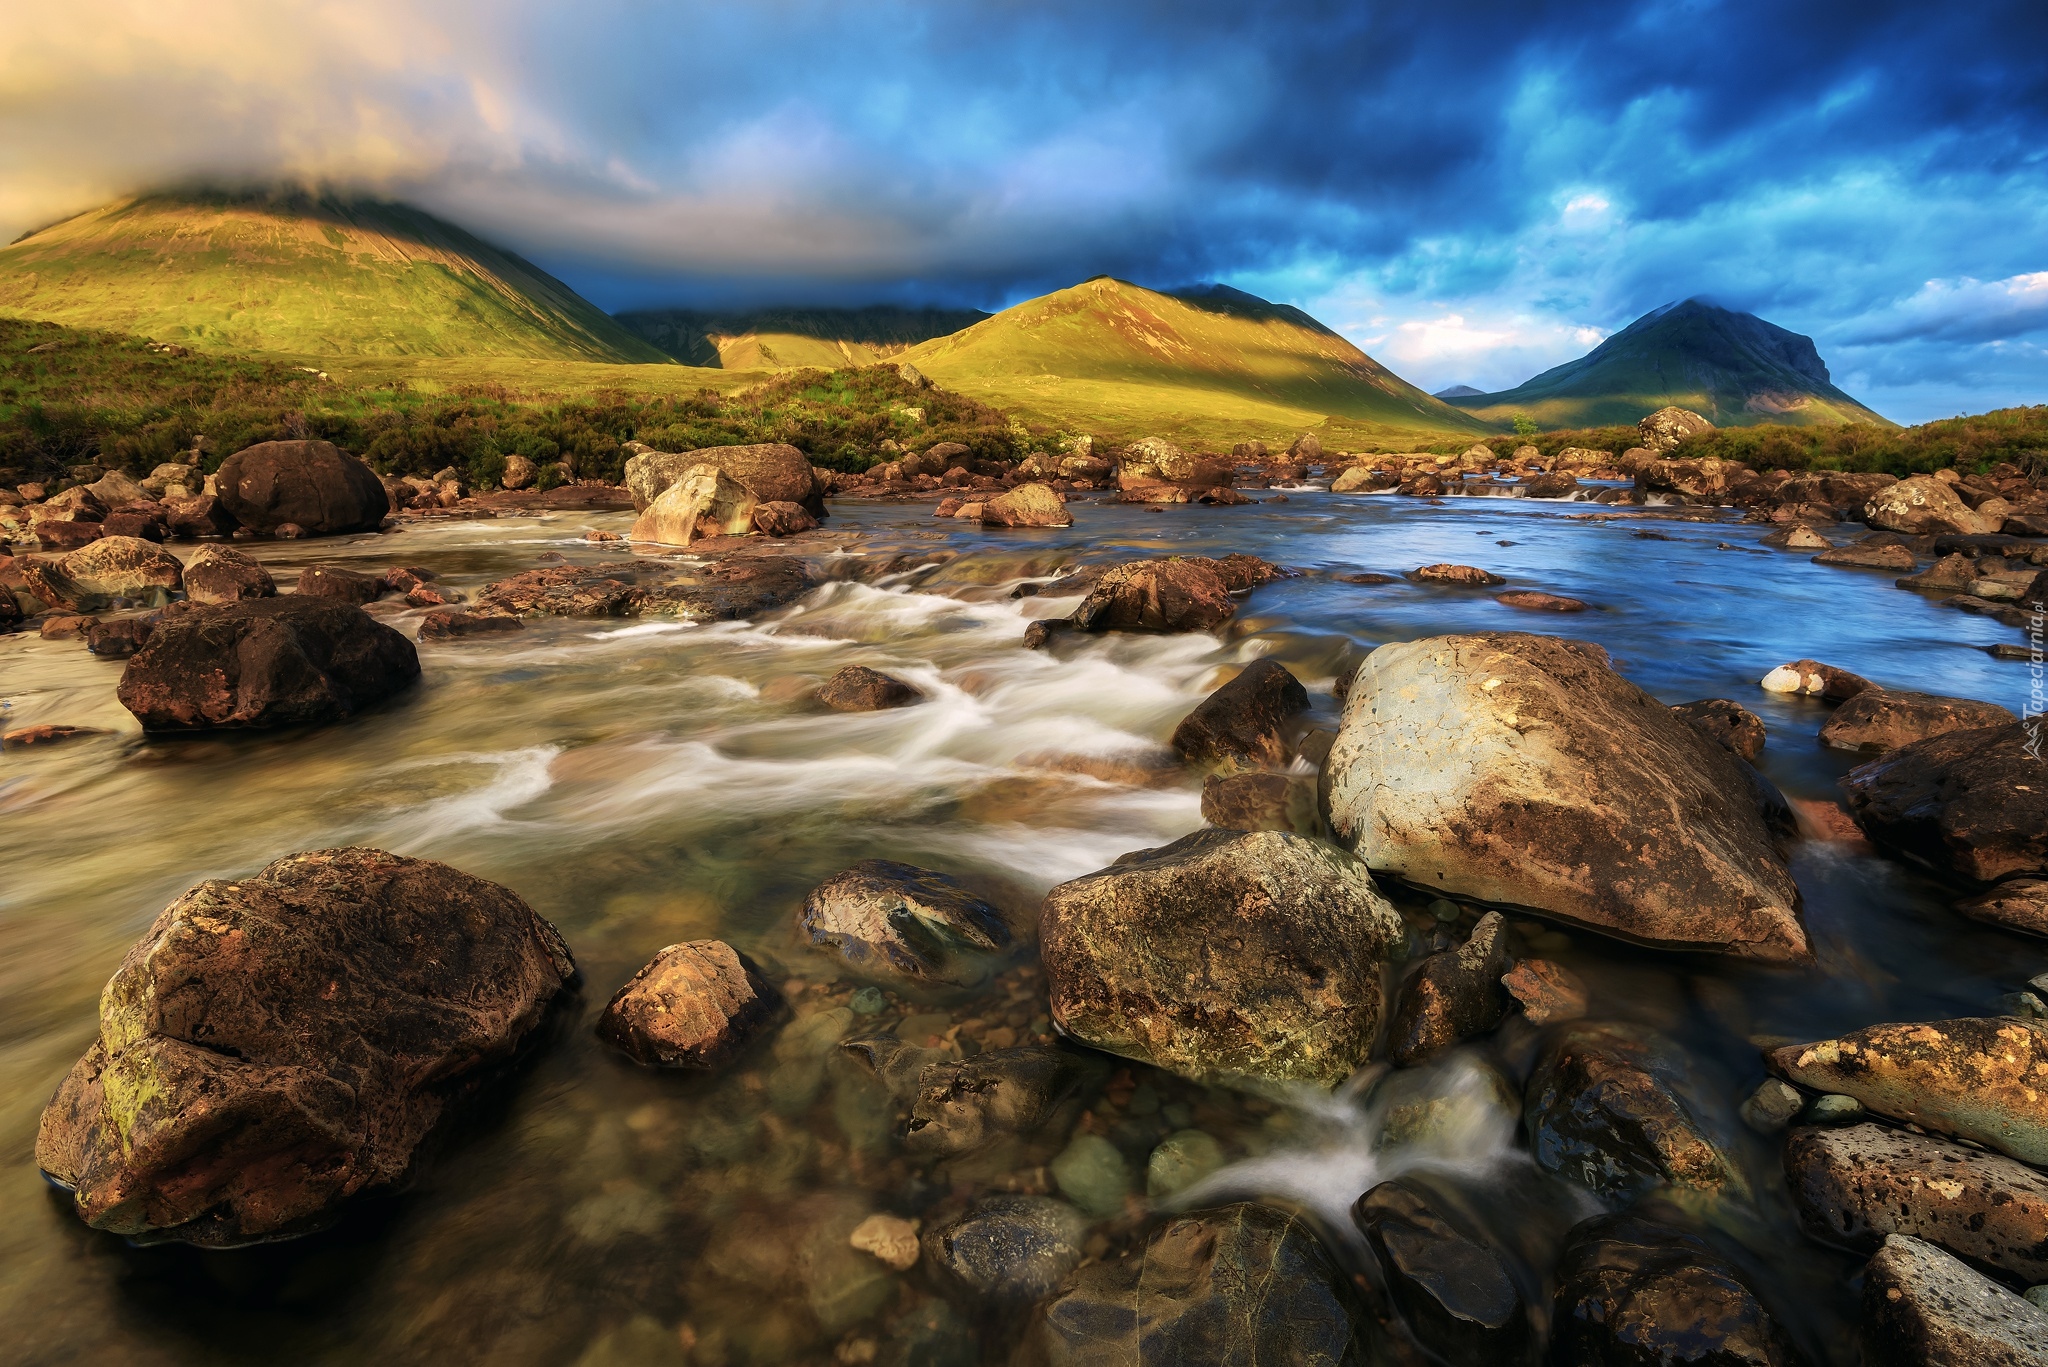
left=981, top=483, right=1073, bottom=528
left=1169, top=659, right=1308, bottom=769
left=1354, top=1178, right=1526, bottom=1362
left=1040, top=829, right=1402, bottom=1084
left=116, top=597, right=420, bottom=731
left=1818, top=690, right=2016, bottom=754
left=624, top=442, right=823, bottom=515
left=1840, top=723, right=2048, bottom=882
left=295, top=564, right=384, bottom=604
left=180, top=545, right=275, bottom=604
left=816, top=665, right=923, bottom=711
left=629, top=463, right=757, bottom=547
left=214, top=440, right=389, bottom=535
left=1637, top=406, right=1714, bottom=452
left=1861, top=1234, right=2048, bottom=1367
left=1116, top=438, right=1233, bottom=500
left=1636, top=457, right=1760, bottom=504
left=1068, top=558, right=1237, bottom=634
left=596, top=940, right=782, bottom=1070
left=1767, top=1018, right=2048, bottom=1165
left=1018, top=1204, right=1366, bottom=1367
left=1865, top=475, right=1996, bottom=536
left=922, top=1196, right=1090, bottom=1309
left=21, top=536, right=185, bottom=610
left=35, top=848, right=575, bottom=1245
left=1321, top=634, right=1808, bottom=963
left=900, top=1046, right=1083, bottom=1156
left=799, top=859, right=1013, bottom=986
left=1670, top=698, right=1767, bottom=762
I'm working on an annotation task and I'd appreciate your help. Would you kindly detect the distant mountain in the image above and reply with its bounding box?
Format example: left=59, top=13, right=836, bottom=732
left=615, top=305, right=988, bottom=369
left=0, top=190, right=668, bottom=363
left=1445, top=299, right=1890, bottom=428
left=1433, top=384, right=1484, bottom=398
left=900, top=277, right=1489, bottom=444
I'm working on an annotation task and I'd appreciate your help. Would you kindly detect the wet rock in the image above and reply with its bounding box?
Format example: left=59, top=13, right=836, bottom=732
left=416, top=609, right=521, bottom=641
left=902, top=1046, right=1080, bottom=1156
left=1068, top=558, right=1237, bottom=634
left=1501, top=958, right=1587, bottom=1025
left=630, top=463, right=756, bottom=546
left=1354, top=1178, right=1527, bottom=1364
left=1767, top=1017, right=2048, bottom=1165
left=1765, top=524, right=1832, bottom=550
left=1899, top=552, right=1981, bottom=591
left=1670, top=698, right=1767, bottom=762
left=215, top=440, right=389, bottom=535
left=1525, top=472, right=1580, bottom=499
left=1, top=724, right=107, bottom=749
left=1758, top=658, right=1874, bottom=700
left=1784, top=1123, right=2048, bottom=1282
left=39, top=536, right=185, bottom=609
left=1525, top=1021, right=1736, bottom=1202
left=1051, top=1133, right=1133, bottom=1216
left=751, top=500, right=818, bottom=537
left=1146, top=1130, right=1225, bottom=1198
left=596, top=940, right=782, bottom=1070
left=87, top=615, right=156, bottom=659
left=117, top=597, right=420, bottom=731
left=982, top=483, right=1073, bottom=528
left=1819, top=690, right=2017, bottom=754
left=163, top=494, right=238, bottom=540
left=1322, top=633, right=1808, bottom=963
left=1168, top=658, right=1308, bottom=769
left=1198, top=770, right=1304, bottom=833
left=1955, top=879, right=2048, bottom=937
left=101, top=503, right=168, bottom=541
left=1740, top=1079, right=1805, bottom=1134
left=1866, top=476, right=1995, bottom=536
left=181, top=545, right=275, bottom=604
left=817, top=665, right=923, bottom=712
left=850, top=1213, right=921, bottom=1271
left=1040, top=829, right=1402, bottom=1084
left=1861, top=1234, right=2048, bottom=1367
left=1552, top=1213, right=1804, bottom=1367
left=35, top=848, right=576, bottom=1245
left=1020, top=1204, right=1364, bottom=1366
left=1407, top=562, right=1506, bottom=586
left=624, top=441, right=823, bottom=515
left=39, top=612, right=98, bottom=639
left=1840, top=722, right=2048, bottom=882
left=1387, top=912, right=1514, bottom=1066
left=1331, top=465, right=1396, bottom=493
left=1495, top=589, right=1587, bottom=611
left=800, top=859, right=1013, bottom=986
left=295, top=564, right=385, bottom=604
left=924, top=1196, right=1089, bottom=1309
left=1816, top=542, right=1918, bottom=570
left=1809, top=1094, right=1867, bottom=1124
left=475, top=557, right=812, bottom=623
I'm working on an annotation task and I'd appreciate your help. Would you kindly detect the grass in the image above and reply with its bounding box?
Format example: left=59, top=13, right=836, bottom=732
left=616, top=305, right=991, bottom=369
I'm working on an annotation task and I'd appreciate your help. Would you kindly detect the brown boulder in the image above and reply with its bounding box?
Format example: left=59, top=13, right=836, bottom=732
left=1407, top=562, right=1506, bottom=586
left=624, top=442, right=823, bottom=514
left=750, top=500, right=818, bottom=537
left=181, top=545, right=275, bottom=604
left=629, top=463, right=756, bottom=546
left=1819, top=690, right=2017, bottom=754
left=162, top=494, right=238, bottom=540
left=1386, top=912, right=1514, bottom=1066
left=596, top=940, right=782, bottom=1069
left=1495, top=589, right=1587, bottom=611
left=416, top=609, right=521, bottom=641
left=1759, top=657, right=1874, bottom=701
left=117, top=597, right=420, bottom=731
left=1861, top=1234, right=2048, bottom=1367
left=1670, top=698, right=1767, bottom=762
left=1898, top=552, right=1980, bottom=591
left=1168, top=658, right=1308, bottom=769
left=1954, top=879, right=2048, bottom=937
left=1638, top=406, right=1715, bottom=452
left=800, top=859, right=1013, bottom=986
left=1502, top=958, right=1587, bottom=1025
left=34, top=848, right=575, bottom=1245
left=1552, top=1213, right=1803, bottom=1367
left=817, top=665, right=923, bottom=711
left=1198, top=770, right=1306, bottom=832
left=1525, top=1021, right=1738, bottom=1201
left=1816, top=542, right=1918, bottom=571
left=26, top=537, right=185, bottom=610
left=1069, top=558, right=1237, bottom=633
left=1354, top=1179, right=1528, bottom=1363
left=1866, top=475, right=1994, bottom=536
left=980, top=483, right=1072, bottom=528
left=215, top=440, right=389, bottom=535
left=1840, top=723, right=2048, bottom=882
left=295, top=564, right=384, bottom=604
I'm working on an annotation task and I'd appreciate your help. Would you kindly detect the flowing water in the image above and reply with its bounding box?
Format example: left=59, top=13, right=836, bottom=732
left=0, top=491, right=2033, bottom=1365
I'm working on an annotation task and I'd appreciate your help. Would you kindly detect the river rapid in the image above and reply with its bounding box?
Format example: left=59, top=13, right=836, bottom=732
left=0, top=489, right=2032, bottom=1365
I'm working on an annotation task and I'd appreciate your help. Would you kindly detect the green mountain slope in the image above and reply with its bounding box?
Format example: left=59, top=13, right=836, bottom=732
left=1448, top=298, right=1891, bottom=428
left=0, top=190, right=669, bottom=363
left=616, top=305, right=988, bottom=369
left=901, top=278, right=1490, bottom=445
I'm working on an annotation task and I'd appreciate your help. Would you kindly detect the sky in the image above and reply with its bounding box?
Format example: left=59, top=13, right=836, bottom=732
left=2, top=0, right=2044, bottom=424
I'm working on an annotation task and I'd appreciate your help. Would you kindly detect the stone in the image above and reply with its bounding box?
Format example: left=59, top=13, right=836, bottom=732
left=817, top=665, right=923, bottom=712
left=1, top=724, right=107, bottom=749
left=1636, top=457, right=1761, bottom=504
left=1767, top=524, right=1833, bottom=550
left=181, top=545, right=275, bottom=604
left=475, top=557, right=812, bottom=623
left=1809, top=1094, right=1868, bottom=1124
left=1502, top=958, right=1587, bottom=1025
left=1168, top=659, right=1308, bottom=769
left=1146, top=1131, right=1226, bottom=1198
left=750, top=500, right=818, bottom=537
left=1670, top=698, right=1768, bottom=762
left=924, top=1196, right=1089, bottom=1309
left=117, top=597, right=420, bottom=731
left=1406, top=562, right=1506, bottom=586
left=596, top=940, right=782, bottom=1070
left=1020, top=1204, right=1364, bottom=1367
left=87, top=616, right=157, bottom=659
left=1525, top=472, right=1581, bottom=499
left=800, top=859, right=1013, bottom=986
left=1386, top=912, right=1514, bottom=1066
left=1118, top=437, right=1201, bottom=485
left=1050, top=1133, right=1133, bottom=1217
left=1525, top=1021, right=1737, bottom=1202
left=850, top=1213, right=921, bottom=1271
left=1353, top=1179, right=1527, bottom=1364
left=1322, top=633, right=1808, bottom=963
left=34, top=536, right=184, bottom=609
left=1040, top=829, right=1402, bottom=1084
left=901, top=1046, right=1081, bottom=1156
left=1899, top=552, right=1981, bottom=591
left=623, top=442, right=822, bottom=514
left=1638, top=406, right=1715, bottom=452
left=295, top=564, right=384, bottom=604
left=1767, top=1017, right=2048, bottom=1165
left=84, top=469, right=149, bottom=507
left=1759, top=658, right=1875, bottom=700
left=1785, top=1123, right=2048, bottom=1282
left=1816, top=542, right=1918, bottom=570
left=416, top=609, right=521, bottom=641
left=1068, top=558, right=1237, bottom=634
left=1955, top=880, right=2048, bottom=937
left=1494, top=589, right=1586, bottom=611
left=101, top=504, right=168, bottom=542
left=1866, top=476, right=1994, bottom=536
left=214, top=440, right=389, bottom=535
left=1819, top=690, right=2017, bottom=754
left=1331, top=465, right=1394, bottom=493
left=500, top=455, right=537, bottom=491
left=35, top=848, right=575, bottom=1245
left=1840, top=723, right=2048, bottom=882
left=1552, top=1213, right=1803, bottom=1367
left=162, top=494, right=238, bottom=540
left=1741, top=1079, right=1806, bottom=1134
left=981, top=483, right=1072, bottom=528
left=1861, top=1234, right=2048, bottom=1367
left=1198, top=771, right=1303, bottom=833
left=629, top=463, right=757, bottom=546
left=38, top=613, right=98, bottom=639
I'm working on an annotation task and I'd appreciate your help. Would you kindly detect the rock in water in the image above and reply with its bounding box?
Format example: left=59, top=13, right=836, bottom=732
left=623, top=442, right=823, bottom=514
left=597, top=940, right=782, bottom=1069
left=1864, top=476, right=1993, bottom=536
left=1955, top=879, right=2048, bottom=937
left=1068, top=558, right=1238, bottom=633
left=1495, top=589, right=1588, bottom=611
left=1407, top=563, right=1506, bottom=586
left=295, top=564, right=384, bottom=604
left=1355, top=1179, right=1526, bottom=1363
left=630, top=463, right=757, bottom=546
left=1020, top=1204, right=1365, bottom=1367
left=116, top=598, right=420, bottom=731
left=214, top=440, right=390, bottom=535
left=800, top=859, right=1013, bottom=986
left=923, top=1196, right=1090, bottom=1308
left=1386, top=912, right=1514, bottom=1065
left=1199, top=770, right=1307, bottom=833
left=981, top=483, right=1073, bottom=528
left=1759, top=658, right=1875, bottom=700
left=901, top=1046, right=1081, bottom=1156
left=1670, top=698, right=1768, bottom=762
left=1040, top=829, right=1402, bottom=1084
left=1840, top=724, right=2048, bottom=882
left=53, top=536, right=185, bottom=607
left=1767, top=1018, right=2048, bottom=1165
left=750, top=500, right=818, bottom=537
left=35, top=848, right=575, bottom=1245
left=1320, top=633, right=1808, bottom=963
left=1552, top=1213, right=1804, bottom=1367
left=180, top=545, right=275, bottom=604
left=1816, top=542, right=1919, bottom=571
left=816, top=665, right=923, bottom=711
left=1524, top=1021, right=1737, bottom=1202
left=1784, top=1124, right=2048, bottom=1282
left=1861, top=1234, right=2048, bottom=1367
left=1169, top=658, right=1308, bottom=769
left=1818, top=690, right=2016, bottom=753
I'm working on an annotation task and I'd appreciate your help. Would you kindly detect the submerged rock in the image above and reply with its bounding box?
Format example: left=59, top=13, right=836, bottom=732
left=215, top=440, right=389, bottom=535
left=1386, top=912, right=1514, bottom=1066
left=1501, top=958, right=1587, bottom=1025
left=1861, top=1234, right=2048, bottom=1367
left=1818, top=690, right=2016, bottom=754
left=476, top=556, right=813, bottom=623
left=1524, top=1021, right=1736, bottom=1203
left=751, top=500, right=818, bottom=537
left=1840, top=723, right=2048, bottom=882
left=1040, top=829, right=1402, bottom=1084
left=924, top=1195, right=1090, bottom=1308
left=1146, top=1130, right=1226, bottom=1198
left=596, top=940, right=782, bottom=1069
left=417, top=608, right=522, bottom=640
left=1670, top=698, right=1767, bottom=762
left=1199, top=770, right=1309, bottom=834
left=181, top=545, right=275, bottom=604
left=800, top=859, right=1013, bottom=986
left=1494, top=589, right=1586, bottom=611
left=1050, top=1133, right=1133, bottom=1217
left=902, top=1046, right=1081, bottom=1156
left=1168, top=658, right=1308, bottom=769
left=1816, top=542, right=1918, bottom=571
left=1354, top=1178, right=1527, bottom=1364
left=1321, top=633, right=1808, bottom=963
left=817, top=665, right=923, bottom=712
left=35, top=848, right=575, bottom=1245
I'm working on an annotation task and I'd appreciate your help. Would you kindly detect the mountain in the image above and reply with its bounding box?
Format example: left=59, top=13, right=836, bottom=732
left=1433, top=383, right=1484, bottom=398
left=1446, top=298, right=1891, bottom=428
left=616, top=305, right=988, bottom=369
left=0, top=190, right=668, bottom=363
left=900, top=278, right=1490, bottom=444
